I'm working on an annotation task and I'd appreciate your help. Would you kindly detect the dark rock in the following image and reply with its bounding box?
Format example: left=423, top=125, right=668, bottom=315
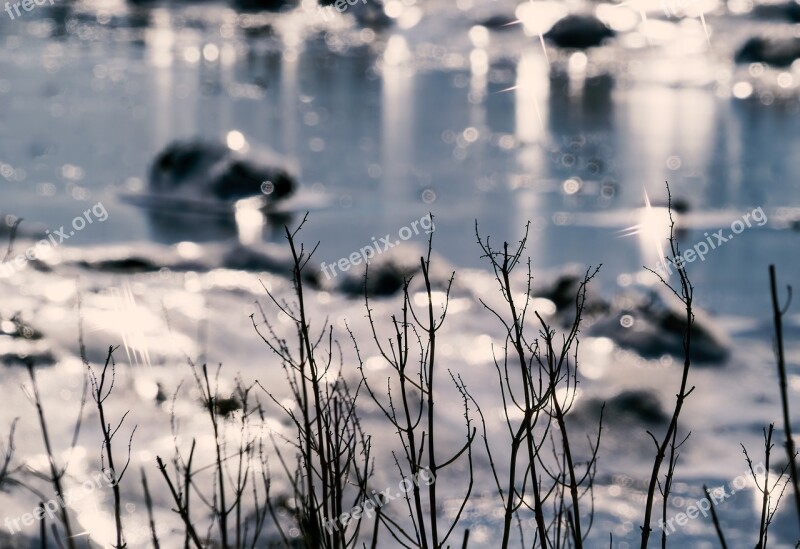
left=536, top=271, right=609, bottom=319
left=339, top=260, right=417, bottom=297
left=591, top=286, right=730, bottom=364
left=155, top=382, right=168, bottom=405
left=544, top=15, right=615, bottom=49
left=149, top=140, right=295, bottom=203
left=125, top=0, right=160, bottom=8
left=541, top=275, right=577, bottom=311
left=735, top=36, right=800, bottom=67
left=207, top=395, right=242, bottom=417
left=751, top=1, right=800, bottom=22
left=229, top=0, right=293, bottom=11
left=78, top=257, right=160, bottom=273
left=334, top=243, right=450, bottom=298
left=790, top=1, right=800, bottom=20
left=608, top=390, right=668, bottom=424
left=576, top=389, right=667, bottom=425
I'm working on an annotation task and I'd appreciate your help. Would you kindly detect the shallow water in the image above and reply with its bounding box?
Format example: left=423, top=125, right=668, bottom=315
left=1, top=0, right=799, bottom=301
left=1, top=0, right=800, bottom=546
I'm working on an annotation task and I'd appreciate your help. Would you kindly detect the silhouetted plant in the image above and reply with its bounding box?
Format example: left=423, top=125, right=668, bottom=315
left=641, top=185, right=696, bottom=548
left=769, top=265, right=800, bottom=527
left=252, top=215, right=372, bottom=549
left=84, top=345, right=137, bottom=549
left=351, top=224, right=476, bottom=549
left=10, top=208, right=800, bottom=548
left=473, top=220, right=603, bottom=549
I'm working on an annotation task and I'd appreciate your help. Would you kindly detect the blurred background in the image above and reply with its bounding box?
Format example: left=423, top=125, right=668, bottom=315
left=1, top=0, right=800, bottom=545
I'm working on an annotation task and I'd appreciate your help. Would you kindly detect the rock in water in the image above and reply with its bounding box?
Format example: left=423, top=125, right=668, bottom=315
left=149, top=140, right=295, bottom=203
left=78, top=257, right=160, bottom=273
left=538, top=272, right=608, bottom=316
left=229, top=0, right=294, bottom=11
left=751, top=1, right=800, bottom=22
left=735, top=36, right=800, bottom=67
left=544, top=14, right=615, bottom=49
left=590, top=285, right=730, bottom=364
left=575, top=390, right=667, bottom=426
left=339, top=260, right=415, bottom=297
left=334, top=243, right=451, bottom=298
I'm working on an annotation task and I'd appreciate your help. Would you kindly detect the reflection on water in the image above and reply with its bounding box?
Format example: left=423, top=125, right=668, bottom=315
left=0, top=0, right=798, bottom=300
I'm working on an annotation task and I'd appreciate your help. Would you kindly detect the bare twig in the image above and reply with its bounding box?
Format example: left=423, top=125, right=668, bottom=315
left=141, top=468, right=161, bottom=549
left=26, top=363, right=77, bottom=549
left=640, top=184, right=696, bottom=548
left=702, top=484, right=728, bottom=549
left=768, top=265, right=800, bottom=528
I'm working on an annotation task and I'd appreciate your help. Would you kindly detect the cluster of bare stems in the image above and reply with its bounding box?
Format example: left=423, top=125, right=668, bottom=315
left=2, top=196, right=800, bottom=547
left=350, top=234, right=475, bottom=549
left=154, top=361, right=274, bottom=549
left=471, top=221, right=603, bottom=549
left=637, top=185, right=800, bottom=548
left=251, top=216, right=373, bottom=549
left=22, top=359, right=86, bottom=549
left=638, top=188, right=697, bottom=548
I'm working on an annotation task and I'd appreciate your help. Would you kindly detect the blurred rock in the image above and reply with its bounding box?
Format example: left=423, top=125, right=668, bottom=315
left=591, top=285, right=730, bottom=364
left=751, top=1, right=800, bottom=22
left=735, top=36, right=800, bottom=67
left=78, top=257, right=160, bottom=273
left=206, top=394, right=242, bottom=417
left=574, top=389, right=667, bottom=426
left=336, top=243, right=452, bottom=298
left=149, top=140, right=295, bottom=203
left=544, top=14, right=615, bottom=49
left=537, top=271, right=609, bottom=318
left=339, top=259, right=416, bottom=297
left=71, top=242, right=318, bottom=287
left=230, top=0, right=294, bottom=12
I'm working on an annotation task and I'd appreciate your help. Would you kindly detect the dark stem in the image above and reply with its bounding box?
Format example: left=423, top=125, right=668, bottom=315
left=768, top=265, right=800, bottom=528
